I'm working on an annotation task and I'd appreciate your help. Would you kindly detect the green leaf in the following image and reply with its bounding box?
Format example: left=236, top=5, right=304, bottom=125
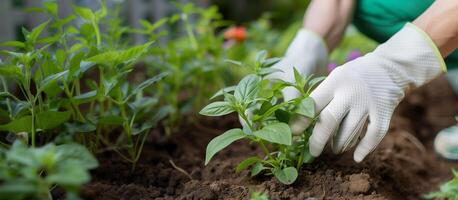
left=255, top=50, right=268, bottom=63
left=210, top=86, right=236, bottom=100
left=64, top=122, right=96, bottom=134
left=0, top=41, right=25, bottom=48
left=199, top=101, right=235, bottom=117
left=275, top=109, right=291, bottom=123
left=56, top=143, right=98, bottom=169
left=293, top=67, right=302, bottom=86
left=0, top=115, right=32, bottom=132
left=73, top=5, right=95, bottom=20
left=28, top=21, right=50, bottom=44
left=236, top=157, right=260, bottom=173
left=36, top=111, right=71, bottom=130
left=295, top=97, right=315, bottom=118
left=205, top=129, right=246, bottom=165
left=225, top=59, right=243, bottom=66
left=235, top=74, right=261, bottom=102
left=308, top=76, right=326, bottom=89
left=0, top=64, right=22, bottom=78
left=72, top=90, right=97, bottom=105
left=261, top=57, right=281, bottom=68
left=46, top=161, right=91, bottom=187
left=259, top=67, right=282, bottom=76
left=38, top=70, right=68, bottom=93
left=273, top=167, right=298, bottom=185
left=0, top=179, right=36, bottom=199
left=126, top=72, right=168, bottom=101
left=86, top=42, right=154, bottom=65
left=251, top=162, right=265, bottom=177
left=98, top=115, right=125, bottom=125
left=253, top=123, right=292, bottom=145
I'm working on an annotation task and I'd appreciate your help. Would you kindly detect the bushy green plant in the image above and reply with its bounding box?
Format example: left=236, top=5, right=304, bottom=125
left=136, top=3, right=236, bottom=135
left=0, top=141, right=98, bottom=200
left=425, top=169, right=458, bottom=200
left=0, top=1, right=167, bottom=167
left=200, top=51, right=324, bottom=184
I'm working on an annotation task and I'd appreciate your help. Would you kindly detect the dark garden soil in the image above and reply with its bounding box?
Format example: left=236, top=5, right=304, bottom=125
left=79, top=76, right=458, bottom=200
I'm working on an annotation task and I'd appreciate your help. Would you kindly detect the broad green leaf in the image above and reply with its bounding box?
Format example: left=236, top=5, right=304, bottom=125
left=253, top=123, right=292, bottom=145
left=293, top=67, right=302, bottom=86
left=199, top=101, right=235, bottom=117
left=308, top=76, right=326, bottom=89
left=255, top=50, right=268, bottom=63
left=28, top=21, right=50, bottom=44
left=0, top=179, right=36, bottom=198
left=261, top=57, right=281, bottom=68
left=98, top=115, right=125, bottom=125
left=72, top=90, right=97, bottom=105
left=275, top=109, right=291, bottom=123
left=64, top=122, right=96, bottom=134
left=38, top=70, right=68, bottom=93
left=251, top=162, right=265, bottom=177
left=210, top=85, right=236, bottom=100
left=44, top=2, right=58, bottom=16
left=73, top=6, right=94, bottom=20
left=259, top=67, right=282, bottom=76
left=36, top=111, right=71, bottom=130
left=56, top=143, right=98, bottom=169
left=273, top=167, right=298, bottom=185
left=85, top=42, right=153, bottom=65
left=132, top=123, right=154, bottom=136
left=95, top=0, right=107, bottom=19
left=0, top=115, right=32, bottom=132
left=234, top=74, right=261, bottom=102
left=126, top=72, right=168, bottom=101
left=0, top=41, right=25, bottom=48
left=140, top=18, right=168, bottom=31
left=295, top=97, right=315, bottom=118
left=46, top=161, right=91, bottom=187
left=0, top=64, right=22, bottom=78
left=205, top=128, right=246, bottom=165
left=236, top=156, right=260, bottom=173
left=302, top=148, right=314, bottom=164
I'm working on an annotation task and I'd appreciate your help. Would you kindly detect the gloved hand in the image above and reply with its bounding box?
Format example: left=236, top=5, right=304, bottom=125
left=269, top=28, right=328, bottom=101
left=308, top=23, right=446, bottom=162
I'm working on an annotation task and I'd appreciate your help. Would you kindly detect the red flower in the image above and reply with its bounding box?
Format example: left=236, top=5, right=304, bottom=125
left=224, top=26, right=247, bottom=43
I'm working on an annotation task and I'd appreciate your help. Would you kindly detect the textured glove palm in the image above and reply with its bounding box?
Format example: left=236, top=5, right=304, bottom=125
left=309, top=23, right=446, bottom=162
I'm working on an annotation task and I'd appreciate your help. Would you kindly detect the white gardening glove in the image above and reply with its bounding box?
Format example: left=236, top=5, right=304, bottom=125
left=269, top=28, right=328, bottom=101
left=308, top=23, right=447, bottom=162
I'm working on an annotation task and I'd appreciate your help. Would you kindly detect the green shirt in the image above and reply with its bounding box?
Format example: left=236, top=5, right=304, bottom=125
left=353, top=0, right=458, bottom=69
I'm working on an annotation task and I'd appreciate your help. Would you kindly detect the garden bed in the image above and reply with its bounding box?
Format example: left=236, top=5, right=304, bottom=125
left=77, top=75, right=458, bottom=200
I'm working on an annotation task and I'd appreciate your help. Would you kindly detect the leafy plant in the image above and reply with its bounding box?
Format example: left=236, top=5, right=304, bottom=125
left=138, top=3, right=237, bottom=135
left=425, top=169, right=458, bottom=199
left=0, top=1, right=168, bottom=168
left=251, top=191, right=269, bottom=200
left=0, top=141, right=98, bottom=200
left=200, top=51, right=324, bottom=184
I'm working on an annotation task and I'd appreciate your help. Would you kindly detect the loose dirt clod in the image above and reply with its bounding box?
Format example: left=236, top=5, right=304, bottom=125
left=347, top=173, right=371, bottom=194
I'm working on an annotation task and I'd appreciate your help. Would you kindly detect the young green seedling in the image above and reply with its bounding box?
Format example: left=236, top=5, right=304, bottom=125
left=0, top=141, right=98, bottom=199
left=200, top=50, right=324, bottom=184
left=425, top=169, right=458, bottom=199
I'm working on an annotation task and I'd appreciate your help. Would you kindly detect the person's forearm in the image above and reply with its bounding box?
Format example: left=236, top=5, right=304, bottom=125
left=303, top=0, right=355, bottom=51
left=413, top=0, right=458, bottom=57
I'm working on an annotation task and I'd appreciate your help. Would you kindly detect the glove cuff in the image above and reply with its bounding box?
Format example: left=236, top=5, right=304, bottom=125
left=285, top=29, right=329, bottom=71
